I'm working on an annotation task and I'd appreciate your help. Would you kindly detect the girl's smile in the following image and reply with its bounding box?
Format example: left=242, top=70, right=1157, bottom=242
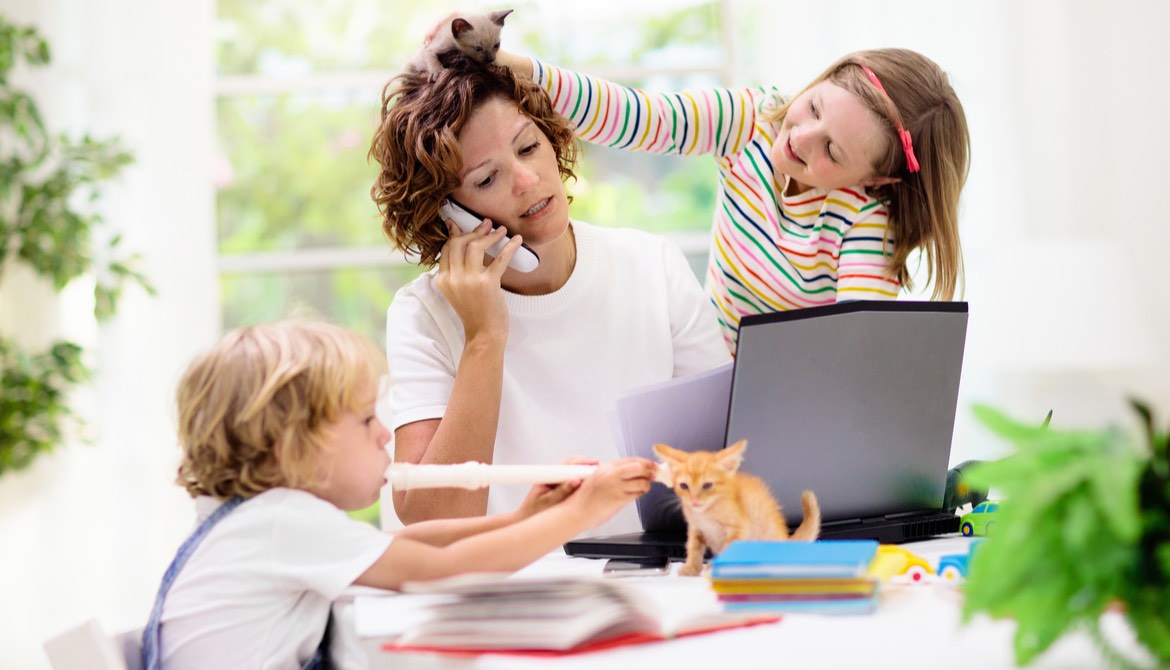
left=772, top=80, right=889, bottom=193
left=783, top=137, right=803, bottom=165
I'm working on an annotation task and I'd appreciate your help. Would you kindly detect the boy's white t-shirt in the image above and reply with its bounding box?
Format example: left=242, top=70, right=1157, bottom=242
left=160, top=488, right=392, bottom=670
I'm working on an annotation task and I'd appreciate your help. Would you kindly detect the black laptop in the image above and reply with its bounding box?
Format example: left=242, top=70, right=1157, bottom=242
left=565, top=300, right=968, bottom=560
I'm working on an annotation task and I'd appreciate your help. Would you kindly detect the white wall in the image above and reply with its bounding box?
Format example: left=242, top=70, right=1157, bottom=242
left=0, top=0, right=217, bottom=667
left=750, top=0, right=1170, bottom=460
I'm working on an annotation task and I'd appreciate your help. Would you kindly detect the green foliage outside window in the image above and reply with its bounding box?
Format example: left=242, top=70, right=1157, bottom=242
left=219, top=266, right=420, bottom=346
left=217, top=96, right=385, bottom=252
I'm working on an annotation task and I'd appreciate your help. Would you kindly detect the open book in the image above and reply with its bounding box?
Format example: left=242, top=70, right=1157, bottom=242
left=380, top=573, right=778, bottom=656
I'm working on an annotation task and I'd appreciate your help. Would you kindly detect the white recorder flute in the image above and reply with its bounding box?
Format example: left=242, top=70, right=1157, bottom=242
left=384, top=462, right=599, bottom=490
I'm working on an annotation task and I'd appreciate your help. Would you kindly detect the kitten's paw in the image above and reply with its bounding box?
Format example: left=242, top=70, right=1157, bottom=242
left=679, top=563, right=703, bottom=577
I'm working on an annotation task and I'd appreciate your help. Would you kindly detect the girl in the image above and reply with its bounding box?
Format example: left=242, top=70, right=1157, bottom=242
left=368, top=56, right=730, bottom=533
left=497, top=49, right=971, bottom=354
left=142, top=319, right=655, bottom=669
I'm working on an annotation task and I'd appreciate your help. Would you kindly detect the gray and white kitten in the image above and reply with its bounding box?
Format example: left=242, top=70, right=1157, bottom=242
left=410, top=9, right=514, bottom=76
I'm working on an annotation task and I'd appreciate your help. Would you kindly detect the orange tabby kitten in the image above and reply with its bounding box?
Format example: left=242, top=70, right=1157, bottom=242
left=654, top=440, right=821, bottom=576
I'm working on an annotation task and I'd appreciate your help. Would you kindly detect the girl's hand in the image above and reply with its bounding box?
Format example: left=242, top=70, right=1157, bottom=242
left=434, top=219, right=524, bottom=342
left=569, top=458, right=657, bottom=528
left=515, top=456, right=598, bottom=520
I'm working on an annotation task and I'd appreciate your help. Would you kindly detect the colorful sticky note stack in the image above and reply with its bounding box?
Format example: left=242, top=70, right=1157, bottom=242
left=709, top=540, right=881, bottom=614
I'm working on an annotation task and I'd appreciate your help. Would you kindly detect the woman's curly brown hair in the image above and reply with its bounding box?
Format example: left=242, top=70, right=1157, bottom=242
left=369, top=54, right=579, bottom=268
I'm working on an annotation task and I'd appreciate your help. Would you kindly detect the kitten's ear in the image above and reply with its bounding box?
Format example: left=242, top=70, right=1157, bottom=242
left=490, top=9, right=514, bottom=26
left=654, top=460, right=674, bottom=487
left=716, top=440, right=747, bottom=473
left=652, top=443, right=683, bottom=462
left=651, top=445, right=678, bottom=486
left=451, top=18, right=474, bottom=37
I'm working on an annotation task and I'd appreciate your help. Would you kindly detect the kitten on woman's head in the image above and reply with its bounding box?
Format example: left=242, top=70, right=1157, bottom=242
left=410, top=9, right=514, bottom=77
left=654, top=440, right=821, bottom=576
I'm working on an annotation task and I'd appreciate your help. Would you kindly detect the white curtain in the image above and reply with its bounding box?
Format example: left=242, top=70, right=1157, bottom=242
left=0, top=0, right=217, bottom=667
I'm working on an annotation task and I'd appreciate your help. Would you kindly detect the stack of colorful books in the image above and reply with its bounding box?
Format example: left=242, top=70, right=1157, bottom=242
left=709, top=539, right=881, bottom=615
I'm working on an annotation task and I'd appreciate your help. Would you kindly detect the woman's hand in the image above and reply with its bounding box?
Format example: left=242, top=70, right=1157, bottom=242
left=434, top=219, right=524, bottom=343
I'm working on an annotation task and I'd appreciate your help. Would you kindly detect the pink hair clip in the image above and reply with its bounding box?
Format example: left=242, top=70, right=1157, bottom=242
left=898, top=129, right=920, bottom=172
left=860, top=65, right=921, bottom=174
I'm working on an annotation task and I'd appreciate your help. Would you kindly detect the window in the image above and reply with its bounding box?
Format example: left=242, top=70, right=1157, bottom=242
left=215, top=0, right=754, bottom=344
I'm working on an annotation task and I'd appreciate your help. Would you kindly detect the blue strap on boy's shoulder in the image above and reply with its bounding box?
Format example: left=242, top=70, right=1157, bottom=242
left=140, top=496, right=245, bottom=670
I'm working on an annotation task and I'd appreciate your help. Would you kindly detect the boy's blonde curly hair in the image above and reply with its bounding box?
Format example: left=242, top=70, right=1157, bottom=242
left=175, top=320, right=387, bottom=499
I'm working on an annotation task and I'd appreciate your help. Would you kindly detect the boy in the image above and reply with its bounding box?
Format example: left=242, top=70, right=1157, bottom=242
left=143, top=319, right=655, bottom=668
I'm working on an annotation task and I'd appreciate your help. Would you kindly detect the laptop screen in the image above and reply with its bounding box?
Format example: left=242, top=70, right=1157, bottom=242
left=726, top=301, right=968, bottom=526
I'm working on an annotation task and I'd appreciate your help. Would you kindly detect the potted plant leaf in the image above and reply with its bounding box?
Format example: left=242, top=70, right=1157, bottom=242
left=961, top=401, right=1170, bottom=668
left=0, top=16, right=150, bottom=475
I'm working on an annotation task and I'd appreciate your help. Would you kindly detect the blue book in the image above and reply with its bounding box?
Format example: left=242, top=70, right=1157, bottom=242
left=722, top=593, right=879, bottom=615
left=710, top=540, right=879, bottom=578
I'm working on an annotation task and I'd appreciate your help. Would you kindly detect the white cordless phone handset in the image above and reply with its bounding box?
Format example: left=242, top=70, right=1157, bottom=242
left=440, top=199, right=540, bottom=273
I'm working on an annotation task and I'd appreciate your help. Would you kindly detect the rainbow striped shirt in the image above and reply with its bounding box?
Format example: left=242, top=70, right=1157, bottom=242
left=533, top=60, right=900, bottom=354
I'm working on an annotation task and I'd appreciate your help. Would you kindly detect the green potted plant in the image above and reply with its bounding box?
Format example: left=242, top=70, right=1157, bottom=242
left=0, top=16, right=150, bottom=475
left=961, top=401, right=1170, bottom=668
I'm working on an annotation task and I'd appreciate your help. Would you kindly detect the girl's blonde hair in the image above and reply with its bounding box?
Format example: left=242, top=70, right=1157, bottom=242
left=369, top=54, right=579, bottom=268
left=175, top=320, right=387, bottom=499
left=768, top=48, right=970, bottom=299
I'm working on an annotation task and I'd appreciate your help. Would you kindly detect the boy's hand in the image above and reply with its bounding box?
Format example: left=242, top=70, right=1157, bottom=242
left=570, top=458, right=657, bottom=528
left=515, top=456, right=597, bottom=519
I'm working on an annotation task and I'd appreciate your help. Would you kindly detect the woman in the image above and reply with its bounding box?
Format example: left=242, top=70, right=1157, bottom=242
left=369, top=56, right=729, bottom=535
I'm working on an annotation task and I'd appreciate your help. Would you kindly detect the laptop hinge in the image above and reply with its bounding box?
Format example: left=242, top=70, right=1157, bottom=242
left=882, top=508, right=946, bottom=520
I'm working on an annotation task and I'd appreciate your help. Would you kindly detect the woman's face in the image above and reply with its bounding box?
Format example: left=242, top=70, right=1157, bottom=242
left=771, top=80, right=889, bottom=192
left=450, top=97, right=570, bottom=249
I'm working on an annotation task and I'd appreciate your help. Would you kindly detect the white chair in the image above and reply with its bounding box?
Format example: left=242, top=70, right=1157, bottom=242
left=114, top=626, right=145, bottom=670
left=44, top=618, right=143, bottom=670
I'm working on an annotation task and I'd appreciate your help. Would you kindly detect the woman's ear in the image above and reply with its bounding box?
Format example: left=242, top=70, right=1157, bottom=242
left=861, top=175, right=901, bottom=188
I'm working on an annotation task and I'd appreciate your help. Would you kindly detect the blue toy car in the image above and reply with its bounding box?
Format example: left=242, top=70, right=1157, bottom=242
left=937, top=539, right=983, bottom=582
left=937, top=553, right=970, bottom=582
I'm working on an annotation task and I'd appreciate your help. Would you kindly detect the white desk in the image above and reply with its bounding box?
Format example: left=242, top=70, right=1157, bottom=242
left=333, top=536, right=1149, bottom=670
